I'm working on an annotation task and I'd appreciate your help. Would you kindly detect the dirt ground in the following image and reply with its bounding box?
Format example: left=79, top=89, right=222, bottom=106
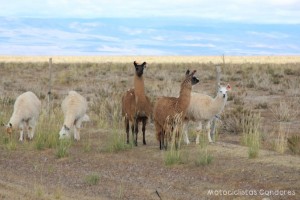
left=1, top=131, right=300, bottom=200
left=0, top=60, right=300, bottom=200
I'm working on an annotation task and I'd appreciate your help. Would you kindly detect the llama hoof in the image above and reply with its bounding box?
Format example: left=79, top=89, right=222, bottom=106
left=143, top=141, right=146, bottom=145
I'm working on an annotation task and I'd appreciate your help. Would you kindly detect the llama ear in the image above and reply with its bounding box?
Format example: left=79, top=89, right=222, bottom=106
left=191, top=70, right=197, bottom=76
left=64, top=125, right=70, bottom=131
left=185, top=69, right=190, bottom=76
left=142, top=62, right=147, bottom=67
left=133, top=61, right=137, bottom=66
left=226, top=84, right=231, bottom=91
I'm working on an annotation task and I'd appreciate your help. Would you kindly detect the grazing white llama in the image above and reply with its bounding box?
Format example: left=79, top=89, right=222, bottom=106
left=59, top=91, right=89, bottom=141
left=6, top=91, right=41, bottom=141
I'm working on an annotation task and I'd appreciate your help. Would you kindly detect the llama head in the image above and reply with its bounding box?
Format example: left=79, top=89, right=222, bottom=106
left=133, top=61, right=147, bottom=77
left=183, top=69, right=200, bottom=87
left=59, top=125, right=71, bottom=139
left=4, top=123, right=13, bottom=135
left=218, top=84, right=231, bottom=99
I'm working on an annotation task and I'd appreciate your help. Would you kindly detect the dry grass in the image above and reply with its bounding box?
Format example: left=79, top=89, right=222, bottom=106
left=1, top=56, right=300, bottom=199
left=1, top=55, right=300, bottom=64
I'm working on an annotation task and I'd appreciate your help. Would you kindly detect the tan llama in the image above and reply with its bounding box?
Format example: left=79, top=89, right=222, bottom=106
left=153, top=70, right=199, bottom=150
left=121, top=61, right=152, bottom=146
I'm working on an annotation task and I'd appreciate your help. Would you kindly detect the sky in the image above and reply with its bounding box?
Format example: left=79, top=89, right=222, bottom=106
left=1, top=0, right=300, bottom=55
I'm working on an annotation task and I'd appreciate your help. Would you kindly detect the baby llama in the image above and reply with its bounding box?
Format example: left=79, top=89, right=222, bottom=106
left=153, top=70, right=199, bottom=150
left=122, top=61, right=152, bottom=146
left=59, top=91, right=89, bottom=141
left=5, top=91, right=41, bottom=141
left=184, top=84, right=231, bottom=144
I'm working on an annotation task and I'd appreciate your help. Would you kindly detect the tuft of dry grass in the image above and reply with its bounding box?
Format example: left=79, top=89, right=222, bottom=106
left=270, top=100, right=299, bottom=122
left=241, top=111, right=261, bottom=158
left=272, top=123, right=288, bottom=154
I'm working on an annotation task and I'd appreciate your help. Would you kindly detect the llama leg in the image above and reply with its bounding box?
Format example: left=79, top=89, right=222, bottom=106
left=134, top=120, right=139, bottom=146
left=159, top=131, right=162, bottom=150
left=131, top=124, right=134, bottom=144
left=158, top=128, right=165, bottom=150
left=28, top=118, right=36, bottom=140
left=206, top=121, right=213, bottom=143
left=164, top=131, right=168, bottom=150
left=195, top=122, right=202, bottom=144
left=19, top=122, right=24, bottom=141
left=183, top=122, right=190, bottom=145
left=142, top=118, right=147, bottom=145
left=125, top=118, right=130, bottom=144
left=73, top=127, right=80, bottom=141
left=74, top=119, right=83, bottom=141
left=19, top=129, right=24, bottom=141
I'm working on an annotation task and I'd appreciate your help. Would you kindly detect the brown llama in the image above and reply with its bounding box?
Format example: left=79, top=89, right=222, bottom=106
left=153, top=70, right=199, bottom=150
left=121, top=61, right=152, bottom=146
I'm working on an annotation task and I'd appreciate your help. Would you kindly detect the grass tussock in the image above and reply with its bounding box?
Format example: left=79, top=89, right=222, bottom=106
left=270, top=100, right=299, bottom=122
left=241, top=111, right=261, bottom=159
left=105, top=128, right=133, bottom=153
left=163, top=114, right=189, bottom=166
left=194, top=133, right=213, bottom=166
left=221, top=106, right=252, bottom=135
left=272, top=123, right=288, bottom=154
left=85, top=173, right=101, bottom=186
left=34, top=108, right=62, bottom=150
left=56, top=139, right=72, bottom=158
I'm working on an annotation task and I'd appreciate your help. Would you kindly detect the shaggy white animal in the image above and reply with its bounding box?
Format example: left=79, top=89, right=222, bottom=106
left=184, top=84, right=231, bottom=144
left=6, top=91, right=41, bottom=141
left=59, top=91, right=89, bottom=140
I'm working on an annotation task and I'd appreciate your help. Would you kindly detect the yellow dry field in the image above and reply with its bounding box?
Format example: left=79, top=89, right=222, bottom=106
left=1, top=55, right=300, bottom=64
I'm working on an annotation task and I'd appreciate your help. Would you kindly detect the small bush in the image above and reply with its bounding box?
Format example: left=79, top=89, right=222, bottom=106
left=56, top=139, right=72, bottom=158
left=221, top=106, right=252, bottom=135
left=254, top=102, right=268, bottom=109
left=164, top=149, right=184, bottom=166
left=195, top=148, right=213, bottom=166
left=105, top=129, right=132, bottom=153
left=85, top=173, right=100, bottom=186
left=270, top=101, right=299, bottom=122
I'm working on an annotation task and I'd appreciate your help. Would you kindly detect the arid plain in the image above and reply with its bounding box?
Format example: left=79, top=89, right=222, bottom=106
left=0, top=56, right=300, bottom=200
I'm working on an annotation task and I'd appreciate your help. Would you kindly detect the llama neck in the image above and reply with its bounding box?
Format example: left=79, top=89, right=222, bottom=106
left=177, top=84, right=192, bottom=112
left=9, top=114, right=22, bottom=129
left=134, top=75, right=146, bottom=99
left=212, top=94, right=227, bottom=114
left=64, top=114, right=76, bottom=129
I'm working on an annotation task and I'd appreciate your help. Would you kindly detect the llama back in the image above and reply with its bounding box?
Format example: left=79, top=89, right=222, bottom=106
left=11, top=91, right=41, bottom=123
left=186, top=92, right=227, bottom=121
left=62, top=91, right=87, bottom=121
left=154, top=96, right=180, bottom=127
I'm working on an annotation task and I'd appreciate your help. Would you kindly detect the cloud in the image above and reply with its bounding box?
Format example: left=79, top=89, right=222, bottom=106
left=247, top=31, right=290, bottom=39
left=96, top=45, right=169, bottom=55
left=2, top=0, right=300, bottom=23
